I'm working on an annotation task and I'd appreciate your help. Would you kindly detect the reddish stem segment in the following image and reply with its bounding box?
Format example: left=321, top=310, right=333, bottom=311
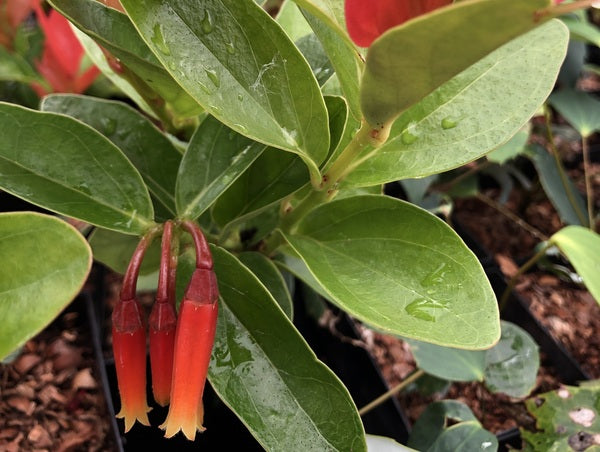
left=156, top=221, right=173, bottom=304
left=181, top=220, right=213, bottom=270
left=120, top=226, right=162, bottom=301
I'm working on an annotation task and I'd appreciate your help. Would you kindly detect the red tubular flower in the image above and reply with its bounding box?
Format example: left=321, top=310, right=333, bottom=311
left=32, top=2, right=99, bottom=94
left=112, top=230, right=160, bottom=432
left=149, top=220, right=177, bottom=407
left=161, top=221, right=218, bottom=441
left=345, top=0, right=453, bottom=47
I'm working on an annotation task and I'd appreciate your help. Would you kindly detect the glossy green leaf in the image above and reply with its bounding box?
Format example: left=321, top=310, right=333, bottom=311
left=277, top=0, right=313, bottom=42
left=295, top=33, right=334, bottom=86
left=406, top=340, right=486, bottom=382
left=302, top=9, right=362, bottom=121
left=88, top=228, right=161, bottom=276
left=549, top=89, right=600, bottom=137
left=49, top=0, right=201, bottom=118
left=522, top=381, right=600, bottom=451
left=283, top=195, right=499, bottom=348
left=0, top=212, right=92, bottom=360
left=120, top=0, right=330, bottom=180
left=239, top=252, right=293, bottom=319
left=212, top=149, right=309, bottom=227
left=428, top=423, right=498, bottom=452
left=484, top=321, right=539, bottom=398
left=275, top=248, right=331, bottom=300
left=72, top=27, right=156, bottom=118
left=323, top=95, right=351, bottom=167
left=176, top=117, right=266, bottom=220
left=551, top=226, right=600, bottom=304
left=0, top=103, right=154, bottom=234
left=347, top=20, right=568, bottom=186
left=562, top=15, right=600, bottom=47
left=408, top=400, right=478, bottom=451
left=210, top=247, right=366, bottom=451
left=292, top=0, right=349, bottom=46
left=361, top=0, right=551, bottom=127
left=528, top=144, right=588, bottom=226
left=41, top=94, right=181, bottom=217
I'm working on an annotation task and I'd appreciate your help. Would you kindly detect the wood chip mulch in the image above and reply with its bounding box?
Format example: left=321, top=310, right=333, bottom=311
left=0, top=307, right=113, bottom=452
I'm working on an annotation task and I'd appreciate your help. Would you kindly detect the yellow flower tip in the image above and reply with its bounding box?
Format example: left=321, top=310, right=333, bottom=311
left=116, top=405, right=151, bottom=432
left=160, top=411, right=206, bottom=441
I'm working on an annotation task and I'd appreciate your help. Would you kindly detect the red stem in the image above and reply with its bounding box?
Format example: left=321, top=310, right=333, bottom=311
left=120, top=226, right=162, bottom=301
left=181, top=220, right=212, bottom=270
left=157, top=221, right=173, bottom=304
left=168, top=231, right=179, bottom=307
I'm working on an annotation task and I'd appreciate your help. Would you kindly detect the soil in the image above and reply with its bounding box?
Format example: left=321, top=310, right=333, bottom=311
left=0, top=299, right=113, bottom=452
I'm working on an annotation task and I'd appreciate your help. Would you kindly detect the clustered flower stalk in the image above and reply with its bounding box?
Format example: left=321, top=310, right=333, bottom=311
left=112, top=220, right=218, bottom=440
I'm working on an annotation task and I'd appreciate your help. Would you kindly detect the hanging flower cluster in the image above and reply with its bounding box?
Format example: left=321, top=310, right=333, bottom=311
left=112, top=220, right=219, bottom=441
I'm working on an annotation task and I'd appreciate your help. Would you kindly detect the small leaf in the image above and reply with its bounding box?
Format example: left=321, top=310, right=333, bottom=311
left=487, top=128, right=530, bottom=164
left=551, top=226, right=600, bottom=304
left=406, top=339, right=486, bottom=382
left=176, top=117, right=266, bottom=220
left=283, top=195, right=499, bottom=348
left=0, top=47, right=46, bottom=85
left=549, top=89, right=600, bottom=138
left=41, top=94, right=181, bottom=216
left=527, top=144, right=588, bottom=226
left=0, top=212, right=92, bottom=359
left=360, top=0, right=551, bottom=127
left=347, top=20, right=568, bottom=186
left=49, top=0, right=201, bottom=118
left=277, top=0, right=313, bottom=42
left=366, top=435, right=418, bottom=452
left=484, top=321, right=539, bottom=398
left=211, top=246, right=366, bottom=451
left=561, top=15, right=600, bottom=47
left=428, top=423, right=498, bottom=452
left=295, top=33, right=334, bottom=86
left=0, top=103, right=154, bottom=234
left=408, top=400, right=478, bottom=451
left=212, top=149, right=309, bottom=227
left=120, top=0, right=330, bottom=180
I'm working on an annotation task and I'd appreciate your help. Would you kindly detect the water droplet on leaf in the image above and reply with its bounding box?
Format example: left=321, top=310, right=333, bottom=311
left=226, top=42, right=235, bottom=54
left=205, top=69, right=220, bottom=88
left=201, top=10, right=214, bottom=34
left=151, top=24, right=171, bottom=55
left=100, top=118, right=117, bottom=136
left=405, top=298, right=448, bottom=322
left=401, top=129, right=418, bottom=145
left=441, top=117, right=458, bottom=129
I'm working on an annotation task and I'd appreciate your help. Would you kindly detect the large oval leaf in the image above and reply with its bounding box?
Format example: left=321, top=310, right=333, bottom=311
left=0, top=103, right=154, bottom=234
left=120, top=0, right=330, bottom=179
left=211, top=246, right=366, bottom=451
left=360, top=0, right=551, bottom=127
left=551, top=226, right=600, bottom=304
left=41, top=94, right=182, bottom=217
left=283, top=195, right=499, bottom=348
left=0, top=212, right=92, bottom=360
left=49, top=0, right=201, bottom=118
left=176, top=116, right=266, bottom=220
left=347, top=20, right=568, bottom=186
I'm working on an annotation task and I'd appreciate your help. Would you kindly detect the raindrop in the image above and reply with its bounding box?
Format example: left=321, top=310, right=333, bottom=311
left=237, top=94, right=243, bottom=102
left=441, top=117, right=458, bottom=129
left=233, top=123, right=248, bottom=133
left=400, top=129, right=418, bottom=145
left=151, top=23, right=171, bottom=56
left=226, top=42, right=235, bottom=54
left=201, top=10, right=214, bottom=34
left=420, top=263, right=447, bottom=288
left=405, top=298, right=447, bottom=322
left=100, top=117, right=117, bottom=136
left=205, top=68, right=220, bottom=88
left=168, top=61, right=177, bottom=71
left=198, top=82, right=211, bottom=95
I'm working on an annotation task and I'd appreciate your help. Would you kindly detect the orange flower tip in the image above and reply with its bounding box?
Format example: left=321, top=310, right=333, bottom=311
left=160, top=417, right=205, bottom=441
left=116, top=406, right=151, bottom=432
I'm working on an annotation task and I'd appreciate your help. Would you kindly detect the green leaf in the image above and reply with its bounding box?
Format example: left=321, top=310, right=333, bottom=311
left=366, top=435, right=418, bottom=452
left=292, top=0, right=349, bottom=46
left=0, top=103, right=154, bottom=234
left=238, top=252, right=293, bottom=319
left=428, top=423, right=498, bottom=452
left=120, top=0, right=330, bottom=181
left=484, top=321, right=539, bottom=398
left=487, top=128, right=530, bottom=164
left=88, top=228, right=161, bottom=276
left=49, top=0, right=201, bottom=118
left=527, top=144, right=588, bottom=226
left=361, top=0, right=551, bottom=127
left=212, top=149, right=309, bottom=227
left=522, top=382, right=600, bottom=451
left=275, top=248, right=331, bottom=300
left=406, top=339, right=486, bottom=382
left=277, top=0, right=313, bottom=42
left=0, top=47, right=46, bottom=86
left=210, top=246, right=366, bottom=451
left=283, top=195, right=499, bottom=348
left=302, top=8, right=362, bottom=121
left=323, top=95, right=351, bottom=166
left=347, top=20, right=569, bottom=186
left=0, top=212, right=92, bottom=360
left=176, top=117, right=266, bottom=220
left=295, top=33, right=334, bottom=86
left=41, top=94, right=181, bottom=217
left=408, top=400, right=478, bottom=451
left=72, top=27, right=156, bottom=118
left=551, top=226, right=600, bottom=304
left=561, top=15, right=600, bottom=47
left=549, top=89, right=600, bottom=138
